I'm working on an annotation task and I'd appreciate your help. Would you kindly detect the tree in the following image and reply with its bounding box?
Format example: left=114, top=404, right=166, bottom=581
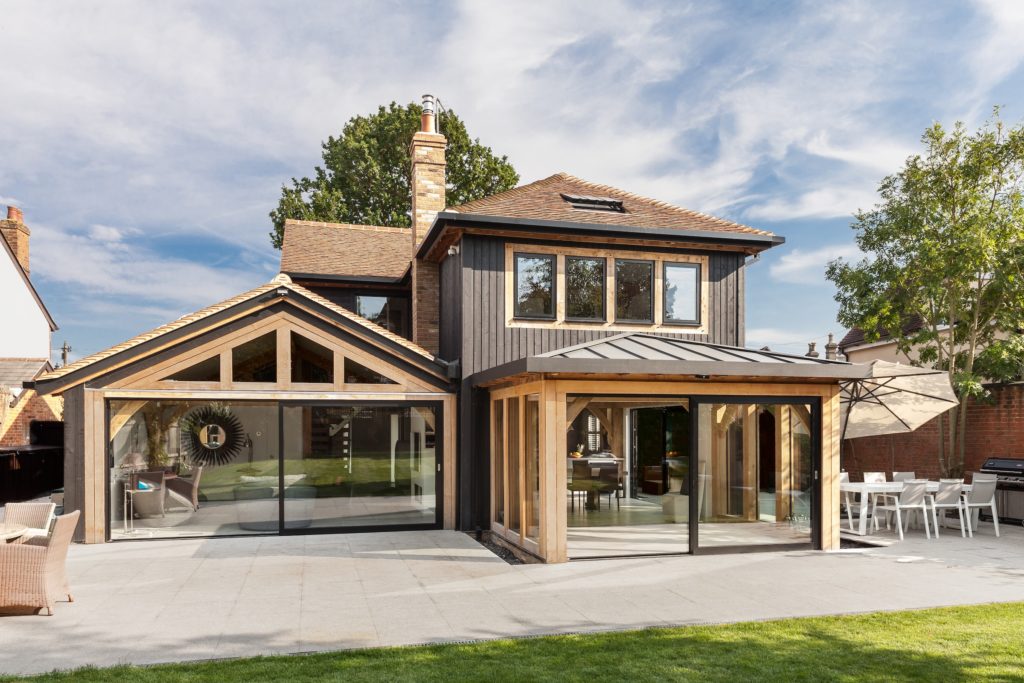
left=269, top=101, right=519, bottom=248
left=827, top=110, right=1024, bottom=476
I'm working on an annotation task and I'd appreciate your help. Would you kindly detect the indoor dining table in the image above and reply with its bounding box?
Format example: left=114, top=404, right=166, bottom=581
left=839, top=480, right=972, bottom=536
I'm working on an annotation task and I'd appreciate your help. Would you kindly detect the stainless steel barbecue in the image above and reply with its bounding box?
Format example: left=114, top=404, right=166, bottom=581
left=979, top=457, right=1024, bottom=525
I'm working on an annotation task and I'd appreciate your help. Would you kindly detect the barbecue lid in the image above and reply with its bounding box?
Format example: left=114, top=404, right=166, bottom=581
left=981, top=457, right=1024, bottom=472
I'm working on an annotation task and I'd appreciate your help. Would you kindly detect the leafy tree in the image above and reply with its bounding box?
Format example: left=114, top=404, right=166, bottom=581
left=827, top=110, right=1024, bottom=476
left=269, top=102, right=519, bottom=248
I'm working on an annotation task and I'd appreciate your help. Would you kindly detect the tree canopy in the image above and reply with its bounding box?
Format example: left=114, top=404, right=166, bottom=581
left=827, top=110, right=1024, bottom=475
left=269, top=101, right=519, bottom=248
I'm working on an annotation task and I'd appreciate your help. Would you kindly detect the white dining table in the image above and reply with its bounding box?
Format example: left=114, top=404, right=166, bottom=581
left=839, top=481, right=972, bottom=536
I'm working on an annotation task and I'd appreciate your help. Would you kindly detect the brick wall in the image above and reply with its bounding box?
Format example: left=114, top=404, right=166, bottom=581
left=843, top=383, right=1024, bottom=479
left=0, top=388, right=62, bottom=446
left=410, top=128, right=445, bottom=355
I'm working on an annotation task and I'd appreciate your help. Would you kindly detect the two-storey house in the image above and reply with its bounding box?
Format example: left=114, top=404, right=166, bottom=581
left=36, top=96, right=862, bottom=562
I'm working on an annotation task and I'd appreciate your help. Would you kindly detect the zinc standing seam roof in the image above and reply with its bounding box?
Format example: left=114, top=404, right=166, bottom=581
left=475, top=333, right=868, bottom=383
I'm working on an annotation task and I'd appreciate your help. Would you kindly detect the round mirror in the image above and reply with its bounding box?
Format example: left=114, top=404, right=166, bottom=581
left=198, top=424, right=224, bottom=450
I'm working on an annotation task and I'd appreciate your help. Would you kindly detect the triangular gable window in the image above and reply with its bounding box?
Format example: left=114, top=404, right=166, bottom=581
left=344, top=358, right=397, bottom=385
left=163, top=356, right=220, bottom=382
left=233, top=332, right=277, bottom=383
left=291, top=332, right=333, bottom=384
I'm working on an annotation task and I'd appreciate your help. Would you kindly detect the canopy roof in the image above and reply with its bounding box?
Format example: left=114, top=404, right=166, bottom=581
left=474, top=333, right=868, bottom=385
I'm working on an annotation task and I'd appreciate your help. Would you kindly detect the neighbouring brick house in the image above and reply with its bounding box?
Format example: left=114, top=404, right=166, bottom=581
left=0, top=205, right=61, bottom=447
left=35, top=95, right=866, bottom=562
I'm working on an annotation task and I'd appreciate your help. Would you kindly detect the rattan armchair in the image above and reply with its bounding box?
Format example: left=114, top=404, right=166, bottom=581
left=2, top=502, right=55, bottom=543
left=0, top=510, right=79, bottom=615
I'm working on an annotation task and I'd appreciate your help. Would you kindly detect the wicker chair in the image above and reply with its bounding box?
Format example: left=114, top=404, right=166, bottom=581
left=0, top=510, right=80, bottom=615
left=3, top=502, right=55, bottom=543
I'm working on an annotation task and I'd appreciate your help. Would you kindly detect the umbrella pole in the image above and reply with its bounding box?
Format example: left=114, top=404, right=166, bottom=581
left=890, top=435, right=895, bottom=474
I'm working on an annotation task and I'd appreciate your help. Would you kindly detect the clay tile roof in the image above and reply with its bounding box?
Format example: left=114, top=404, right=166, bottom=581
left=37, top=274, right=435, bottom=384
left=839, top=315, right=927, bottom=350
left=280, top=220, right=411, bottom=280
left=448, top=172, right=773, bottom=237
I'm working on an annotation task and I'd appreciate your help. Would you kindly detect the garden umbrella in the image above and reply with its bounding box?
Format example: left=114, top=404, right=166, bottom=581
left=840, top=360, right=958, bottom=441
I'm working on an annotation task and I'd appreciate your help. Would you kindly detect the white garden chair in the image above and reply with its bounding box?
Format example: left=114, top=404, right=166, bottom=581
left=892, top=471, right=915, bottom=482
left=873, top=480, right=930, bottom=540
left=962, top=478, right=999, bottom=538
left=929, top=479, right=966, bottom=538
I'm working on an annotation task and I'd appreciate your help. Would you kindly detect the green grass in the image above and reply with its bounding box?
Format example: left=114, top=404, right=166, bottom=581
left=9, top=603, right=1024, bottom=682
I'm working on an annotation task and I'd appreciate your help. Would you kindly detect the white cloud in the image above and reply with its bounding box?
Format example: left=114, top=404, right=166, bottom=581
left=769, top=243, right=861, bottom=284
left=747, top=186, right=880, bottom=221
left=31, top=222, right=269, bottom=319
left=87, top=224, right=141, bottom=243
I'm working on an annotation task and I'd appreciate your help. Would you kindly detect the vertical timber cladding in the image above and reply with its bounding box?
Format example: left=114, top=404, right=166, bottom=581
left=458, top=235, right=747, bottom=377
left=453, top=234, right=747, bottom=529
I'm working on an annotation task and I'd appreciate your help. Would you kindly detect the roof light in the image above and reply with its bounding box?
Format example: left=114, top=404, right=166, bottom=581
left=560, top=193, right=626, bottom=213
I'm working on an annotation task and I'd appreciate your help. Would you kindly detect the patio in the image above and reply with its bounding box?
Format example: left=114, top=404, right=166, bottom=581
left=1, top=523, right=1022, bottom=677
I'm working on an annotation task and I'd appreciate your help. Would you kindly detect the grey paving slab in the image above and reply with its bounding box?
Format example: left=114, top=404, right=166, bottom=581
left=1, top=524, right=1023, bottom=676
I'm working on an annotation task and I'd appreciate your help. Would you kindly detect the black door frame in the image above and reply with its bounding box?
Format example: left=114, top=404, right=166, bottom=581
left=687, top=395, right=822, bottom=555
left=105, top=397, right=444, bottom=541
left=277, top=399, right=445, bottom=535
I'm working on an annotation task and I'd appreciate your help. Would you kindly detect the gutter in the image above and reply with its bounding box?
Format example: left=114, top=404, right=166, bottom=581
left=416, top=211, right=785, bottom=259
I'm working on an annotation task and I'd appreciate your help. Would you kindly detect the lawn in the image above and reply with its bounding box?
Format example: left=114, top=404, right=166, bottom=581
left=9, top=602, right=1024, bottom=682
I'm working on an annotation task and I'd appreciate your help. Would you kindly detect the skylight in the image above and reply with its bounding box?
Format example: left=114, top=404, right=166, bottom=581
left=560, top=193, right=626, bottom=213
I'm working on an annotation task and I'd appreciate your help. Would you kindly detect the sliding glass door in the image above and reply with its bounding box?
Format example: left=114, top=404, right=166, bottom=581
left=692, top=399, right=818, bottom=551
left=280, top=404, right=440, bottom=530
left=108, top=399, right=442, bottom=540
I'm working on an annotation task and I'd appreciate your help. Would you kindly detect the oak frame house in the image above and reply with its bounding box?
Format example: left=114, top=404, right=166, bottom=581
left=35, top=96, right=863, bottom=562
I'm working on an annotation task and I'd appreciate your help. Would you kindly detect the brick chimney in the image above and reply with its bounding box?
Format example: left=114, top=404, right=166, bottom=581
left=825, top=333, right=839, bottom=361
left=0, top=205, right=30, bottom=275
left=410, top=94, right=446, bottom=354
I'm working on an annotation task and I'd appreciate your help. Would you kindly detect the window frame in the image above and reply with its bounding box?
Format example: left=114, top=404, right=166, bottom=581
left=564, top=255, right=607, bottom=322
left=662, top=261, right=703, bottom=327
left=513, top=252, right=557, bottom=320
left=614, top=258, right=655, bottom=324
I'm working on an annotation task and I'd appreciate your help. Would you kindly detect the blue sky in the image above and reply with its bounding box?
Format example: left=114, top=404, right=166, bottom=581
left=2, top=1, right=1024, bottom=361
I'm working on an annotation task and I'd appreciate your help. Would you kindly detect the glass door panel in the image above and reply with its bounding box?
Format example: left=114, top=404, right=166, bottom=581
left=696, top=402, right=814, bottom=550
left=281, top=404, right=438, bottom=530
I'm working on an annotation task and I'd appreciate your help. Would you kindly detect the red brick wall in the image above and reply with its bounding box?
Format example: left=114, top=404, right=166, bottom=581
left=0, top=389, right=62, bottom=447
left=842, top=383, right=1024, bottom=480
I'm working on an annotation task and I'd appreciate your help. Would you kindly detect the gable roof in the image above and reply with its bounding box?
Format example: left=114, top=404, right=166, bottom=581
left=474, top=332, right=866, bottom=385
left=448, top=173, right=773, bottom=237
left=280, top=220, right=411, bottom=282
left=34, top=274, right=442, bottom=392
left=0, top=232, right=57, bottom=331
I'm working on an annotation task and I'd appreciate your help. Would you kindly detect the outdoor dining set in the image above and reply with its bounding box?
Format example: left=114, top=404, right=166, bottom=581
left=839, top=471, right=1001, bottom=541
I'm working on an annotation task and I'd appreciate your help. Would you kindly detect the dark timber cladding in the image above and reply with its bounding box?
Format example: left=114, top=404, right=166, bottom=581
left=452, top=233, right=748, bottom=530
left=457, top=234, right=746, bottom=377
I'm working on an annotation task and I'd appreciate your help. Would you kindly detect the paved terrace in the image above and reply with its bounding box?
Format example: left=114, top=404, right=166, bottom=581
left=1, top=524, right=1023, bottom=676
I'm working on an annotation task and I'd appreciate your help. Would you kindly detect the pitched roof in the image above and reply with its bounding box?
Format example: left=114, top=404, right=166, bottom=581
left=475, top=332, right=865, bottom=384
left=839, top=315, right=927, bottom=350
left=36, top=274, right=436, bottom=385
left=1, top=231, right=57, bottom=331
left=280, top=220, right=411, bottom=281
left=0, top=359, right=50, bottom=388
left=448, top=173, right=773, bottom=237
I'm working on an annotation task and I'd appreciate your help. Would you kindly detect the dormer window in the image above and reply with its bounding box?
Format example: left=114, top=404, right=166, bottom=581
left=560, top=193, right=626, bottom=213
